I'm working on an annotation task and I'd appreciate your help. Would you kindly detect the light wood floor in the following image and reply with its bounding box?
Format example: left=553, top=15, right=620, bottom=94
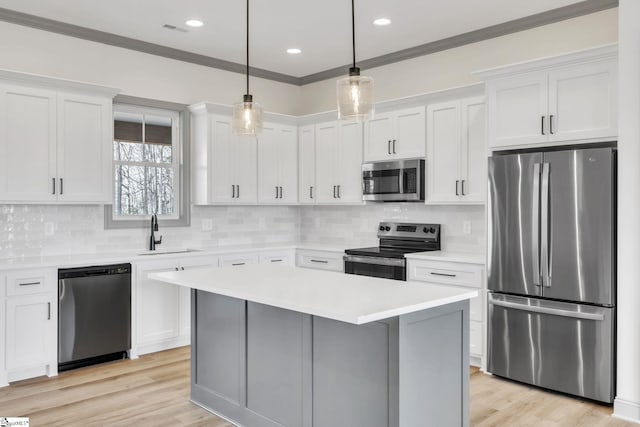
left=0, top=347, right=632, bottom=427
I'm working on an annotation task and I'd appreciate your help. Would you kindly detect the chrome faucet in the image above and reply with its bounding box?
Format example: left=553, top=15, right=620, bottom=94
left=149, top=214, right=162, bottom=250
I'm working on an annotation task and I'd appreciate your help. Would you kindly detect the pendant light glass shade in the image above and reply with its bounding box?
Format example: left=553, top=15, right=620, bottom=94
left=337, top=68, right=374, bottom=120
left=337, top=0, right=374, bottom=120
left=233, top=0, right=262, bottom=136
left=232, top=94, right=263, bottom=135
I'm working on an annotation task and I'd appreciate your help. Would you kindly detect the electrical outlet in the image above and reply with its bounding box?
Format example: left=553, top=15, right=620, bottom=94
left=463, top=221, right=472, bottom=235
left=44, top=222, right=55, bottom=236
left=201, top=218, right=213, bottom=231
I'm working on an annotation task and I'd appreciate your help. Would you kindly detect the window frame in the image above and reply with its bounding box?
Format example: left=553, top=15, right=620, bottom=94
left=104, top=95, right=191, bottom=229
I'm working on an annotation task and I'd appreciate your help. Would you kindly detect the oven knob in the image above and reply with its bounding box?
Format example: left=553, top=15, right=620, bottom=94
left=430, top=227, right=436, bottom=233
left=423, top=227, right=429, bottom=233
left=379, top=226, right=385, bottom=231
left=385, top=226, right=391, bottom=231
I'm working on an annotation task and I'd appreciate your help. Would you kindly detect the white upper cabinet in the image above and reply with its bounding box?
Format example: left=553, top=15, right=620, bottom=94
left=315, top=120, right=363, bottom=204
left=426, top=97, right=486, bottom=204
left=57, top=93, right=112, bottom=203
left=258, top=122, right=298, bottom=204
left=480, top=45, right=617, bottom=148
left=0, top=85, right=57, bottom=202
left=298, top=124, right=316, bottom=204
left=364, top=106, right=425, bottom=161
left=0, top=72, right=118, bottom=204
left=190, top=108, right=258, bottom=205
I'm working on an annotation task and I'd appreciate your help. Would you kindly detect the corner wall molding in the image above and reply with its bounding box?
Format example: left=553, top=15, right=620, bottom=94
left=0, top=0, right=618, bottom=87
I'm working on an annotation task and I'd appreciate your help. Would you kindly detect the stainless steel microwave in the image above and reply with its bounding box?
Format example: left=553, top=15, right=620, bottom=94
left=362, top=159, right=425, bottom=202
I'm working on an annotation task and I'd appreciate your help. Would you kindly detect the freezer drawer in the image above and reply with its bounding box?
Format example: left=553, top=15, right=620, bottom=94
left=487, top=293, right=614, bottom=403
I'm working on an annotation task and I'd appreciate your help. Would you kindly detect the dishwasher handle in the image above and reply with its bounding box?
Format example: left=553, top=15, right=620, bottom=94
left=59, top=263, right=131, bottom=280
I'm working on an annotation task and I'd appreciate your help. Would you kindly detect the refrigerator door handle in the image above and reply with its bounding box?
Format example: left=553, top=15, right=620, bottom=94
left=532, top=163, right=541, bottom=287
left=490, top=298, right=605, bottom=321
left=540, top=162, right=550, bottom=288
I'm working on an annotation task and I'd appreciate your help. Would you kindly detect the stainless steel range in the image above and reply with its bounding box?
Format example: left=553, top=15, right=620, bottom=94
left=344, top=222, right=441, bottom=281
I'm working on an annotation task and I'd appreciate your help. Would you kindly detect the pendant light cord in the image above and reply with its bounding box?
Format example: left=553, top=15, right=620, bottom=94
left=351, top=0, right=356, bottom=68
left=246, top=0, right=250, bottom=95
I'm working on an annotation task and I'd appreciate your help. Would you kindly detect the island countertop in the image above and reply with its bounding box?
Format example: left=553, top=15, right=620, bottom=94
left=149, top=264, right=477, bottom=325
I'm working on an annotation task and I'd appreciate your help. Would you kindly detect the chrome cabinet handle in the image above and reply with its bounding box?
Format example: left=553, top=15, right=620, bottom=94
left=279, top=186, right=283, bottom=199
left=275, top=186, right=278, bottom=199
left=232, top=185, right=236, bottom=198
left=388, top=140, right=391, bottom=155
left=333, top=185, right=337, bottom=198
left=175, top=267, right=179, bottom=271
left=310, top=186, right=313, bottom=199
left=549, top=115, right=554, bottom=134
left=52, top=178, right=56, bottom=195
left=310, top=259, right=328, bottom=264
left=430, top=272, right=457, bottom=278
left=270, top=259, right=283, bottom=263
left=541, top=116, right=545, bottom=135
left=392, top=139, right=397, bottom=154
left=236, top=185, right=240, bottom=199
left=455, top=180, right=460, bottom=196
left=19, top=281, right=41, bottom=286
left=60, top=178, right=63, bottom=195
left=47, top=302, right=51, bottom=320
left=181, top=267, right=185, bottom=271
left=461, top=180, right=465, bottom=196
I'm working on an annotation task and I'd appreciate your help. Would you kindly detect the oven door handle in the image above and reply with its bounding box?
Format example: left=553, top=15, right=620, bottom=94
left=343, top=255, right=406, bottom=267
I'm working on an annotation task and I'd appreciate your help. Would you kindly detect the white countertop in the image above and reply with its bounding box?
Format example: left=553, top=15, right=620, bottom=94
left=149, top=264, right=477, bottom=325
left=404, top=251, right=485, bottom=264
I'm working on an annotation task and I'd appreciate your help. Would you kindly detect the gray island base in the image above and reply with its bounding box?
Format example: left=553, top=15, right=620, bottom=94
left=191, top=291, right=469, bottom=427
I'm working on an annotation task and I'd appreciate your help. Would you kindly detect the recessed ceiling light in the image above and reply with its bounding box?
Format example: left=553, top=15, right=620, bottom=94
left=373, top=18, right=391, bottom=26
left=185, top=19, right=204, bottom=28
left=286, top=48, right=302, bottom=55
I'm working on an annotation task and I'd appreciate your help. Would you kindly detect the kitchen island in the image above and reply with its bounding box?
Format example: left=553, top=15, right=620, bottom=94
left=150, top=264, right=477, bottom=427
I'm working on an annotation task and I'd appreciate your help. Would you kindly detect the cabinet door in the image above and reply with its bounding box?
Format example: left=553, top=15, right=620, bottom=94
left=0, top=85, right=57, bottom=202
left=6, top=293, right=54, bottom=371
left=487, top=73, right=548, bottom=147
left=315, top=122, right=338, bottom=204
left=336, top=120, right=363, bottom=203
left=548, top=61, right=617, bottom=142
left=393, top=106, right=426, bottom=159
left=179, top=256, right=219, bottom=342
left=136, top=265, right=181, bottom=345
left=234, top=133, right=258, bottom=204
left=426, top=101, right=462, bottom=203
left=57, top=93, right=112, bottom=203
left=460, top=97, right=487, bottom=203
left=257, top=124, right=280, bottom=203
left=278, top=125, right=298, bottom=204
left=209, top=115, right=235, bottom=203
left=364, top=112, right=393, bottom=161
left=298, top=125, right=316, bottom=204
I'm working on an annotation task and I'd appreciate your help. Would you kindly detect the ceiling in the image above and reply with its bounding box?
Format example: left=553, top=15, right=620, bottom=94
left=0, top=0, right=614, bottom=82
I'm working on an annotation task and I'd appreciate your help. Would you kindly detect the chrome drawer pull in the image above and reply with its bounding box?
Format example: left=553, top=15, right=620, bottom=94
left=429, top=272, right=457, bottom=278
left=19, top=281, right=41, bottom=286
left=270, top=259, right=283, bottom=263
left=232, top=262, right=245, bottom=266
left=310, top=259, right=328, bottom=264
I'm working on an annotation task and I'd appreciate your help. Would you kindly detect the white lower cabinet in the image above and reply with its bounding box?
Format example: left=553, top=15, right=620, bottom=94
left=3, top=268, right=57, bottom=383
left=407, top=258, right=485, bottom=366
left=296, top=249, right=344, bottom=272
left=133, top=255, right=218, bottom=356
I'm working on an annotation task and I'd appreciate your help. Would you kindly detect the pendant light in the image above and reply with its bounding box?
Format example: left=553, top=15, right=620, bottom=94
left=232, top=0, right=263, bottom=135
left=336, top=0, right=374, bottom=120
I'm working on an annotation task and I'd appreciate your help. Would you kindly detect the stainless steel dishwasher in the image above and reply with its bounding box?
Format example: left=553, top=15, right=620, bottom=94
left=58, top=263, right=131, bottom=371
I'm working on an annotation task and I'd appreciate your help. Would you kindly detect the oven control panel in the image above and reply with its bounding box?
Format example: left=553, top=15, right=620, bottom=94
left=377, top=222, right=440, bottom=239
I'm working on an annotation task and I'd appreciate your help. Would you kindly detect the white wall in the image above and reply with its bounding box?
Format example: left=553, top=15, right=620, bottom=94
left=0, top=21, right=301, bottom=115
left=614, top=0, right=640, bottom=423
left=299, top=8, right=618, bottom=114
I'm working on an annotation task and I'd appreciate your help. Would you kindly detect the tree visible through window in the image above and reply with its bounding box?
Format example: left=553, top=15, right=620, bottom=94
left=113, top=106, right=180, bottom=219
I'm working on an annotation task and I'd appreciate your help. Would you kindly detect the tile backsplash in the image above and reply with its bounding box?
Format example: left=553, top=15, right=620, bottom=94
left=0, top=203, right=485, bottom=259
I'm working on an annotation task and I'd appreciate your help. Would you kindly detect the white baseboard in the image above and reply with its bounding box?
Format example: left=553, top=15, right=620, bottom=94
left=614, top=398, right=640, bottom=424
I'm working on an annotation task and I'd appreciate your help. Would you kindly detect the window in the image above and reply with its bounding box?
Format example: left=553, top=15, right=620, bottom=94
left=105, top=98, right=190, bottom=229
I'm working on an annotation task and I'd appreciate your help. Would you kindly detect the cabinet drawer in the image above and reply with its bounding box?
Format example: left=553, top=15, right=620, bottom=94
left=219, top=253, right=260, bottom=268
left=296, top=250, right=344, bottom=272
left=408, top=260, right=483, bottom=288
left=6, top=269, right=55, bottom=296
left=470, top=320, right=483, bottom=357
left=259, top=251, right=294, bottom=266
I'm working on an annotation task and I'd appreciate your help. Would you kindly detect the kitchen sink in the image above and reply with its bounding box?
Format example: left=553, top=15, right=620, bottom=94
left=137, top=248, right=202, bottom=256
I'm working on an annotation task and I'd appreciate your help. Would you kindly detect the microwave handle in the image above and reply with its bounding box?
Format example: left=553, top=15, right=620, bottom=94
left=398, top=169, right=404, bottom=194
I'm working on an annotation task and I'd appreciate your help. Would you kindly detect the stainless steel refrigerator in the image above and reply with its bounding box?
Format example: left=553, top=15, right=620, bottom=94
left=487, top=146, right=615, bottom=403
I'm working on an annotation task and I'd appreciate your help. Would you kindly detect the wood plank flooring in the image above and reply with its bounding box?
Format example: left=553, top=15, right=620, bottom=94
left=0, top=347, right=632, bottom=426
